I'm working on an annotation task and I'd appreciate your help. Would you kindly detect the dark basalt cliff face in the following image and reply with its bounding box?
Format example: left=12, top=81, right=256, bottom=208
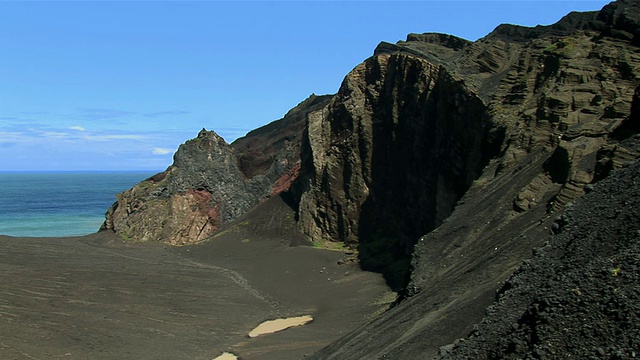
left=101, top=94, right=330, bottom=245
left=296, top=52, right=503, bottom=288
left=102, top=0, right=640, bottom=358
left=308, top=1, right=640, bottom=358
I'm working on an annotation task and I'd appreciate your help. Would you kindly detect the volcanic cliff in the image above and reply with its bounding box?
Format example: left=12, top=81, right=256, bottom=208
left=102, top=0, right=640, bottom=358
left=101, top=94, right=330, bottom=245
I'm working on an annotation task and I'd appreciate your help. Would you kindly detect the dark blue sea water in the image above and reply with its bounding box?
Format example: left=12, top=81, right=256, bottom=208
left=0, top=172, right=156, bottom=237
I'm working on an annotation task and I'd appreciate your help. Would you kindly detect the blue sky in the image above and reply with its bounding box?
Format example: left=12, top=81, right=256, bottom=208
left=1, top=1, right=611, bottom=171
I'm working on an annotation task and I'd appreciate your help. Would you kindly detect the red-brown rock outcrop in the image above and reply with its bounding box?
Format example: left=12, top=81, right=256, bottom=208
left=100, top=95, right=331, bottom=245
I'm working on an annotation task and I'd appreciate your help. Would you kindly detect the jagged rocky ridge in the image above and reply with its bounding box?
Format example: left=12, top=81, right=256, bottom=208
left=101, top=0, right=640, bottom=358
left=101, top=94, right=331, bottom=245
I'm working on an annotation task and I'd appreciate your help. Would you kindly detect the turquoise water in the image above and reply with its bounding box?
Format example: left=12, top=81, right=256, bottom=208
left=0, top=172, right=156, bottom=237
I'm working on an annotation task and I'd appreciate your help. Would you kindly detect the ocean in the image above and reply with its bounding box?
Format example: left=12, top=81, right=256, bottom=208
left=0, top=171, right=157, bottom=237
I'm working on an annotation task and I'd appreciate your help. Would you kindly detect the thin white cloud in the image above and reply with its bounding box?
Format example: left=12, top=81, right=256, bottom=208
left=144, top=110, right=191, bottom=118
left=0, top=131, right=24, bottom=140
left=0, top=131, right=43, bottom=144
left=0, top=123, right=185, bottom=170
left=42, top=131, right=69, bottom=139
left=80, top=108, right=136, bottom=120
left=82, top=134, right=145, bottom=141
left=152, top=147, right=173, bottom=155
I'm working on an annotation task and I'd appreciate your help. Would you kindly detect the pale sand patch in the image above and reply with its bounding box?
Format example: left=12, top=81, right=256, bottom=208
left=248, top=315, right=313, bottom=338
left=213, top=351, right=237, bottom=360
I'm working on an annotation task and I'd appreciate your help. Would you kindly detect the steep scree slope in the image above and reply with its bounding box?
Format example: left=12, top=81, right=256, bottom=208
left=439, top=160, right=640, bottom=360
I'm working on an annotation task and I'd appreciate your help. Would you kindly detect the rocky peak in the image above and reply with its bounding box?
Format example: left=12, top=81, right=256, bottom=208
left=101, top=94, right=332, bottom=245
left=597, top=0, right=640, bottom=42
left=405, top=32, right=470, bottom=50
left=374, top=33, right=469, bottom=65
left=486, top=10, right=600, bottom=42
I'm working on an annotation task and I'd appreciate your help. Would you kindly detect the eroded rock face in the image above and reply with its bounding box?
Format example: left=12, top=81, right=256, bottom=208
left=102, top=130, right=246, bottom=245
left=297, top=52, right=502, bottom=287
left=101, top=95, right=331, bottom=245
